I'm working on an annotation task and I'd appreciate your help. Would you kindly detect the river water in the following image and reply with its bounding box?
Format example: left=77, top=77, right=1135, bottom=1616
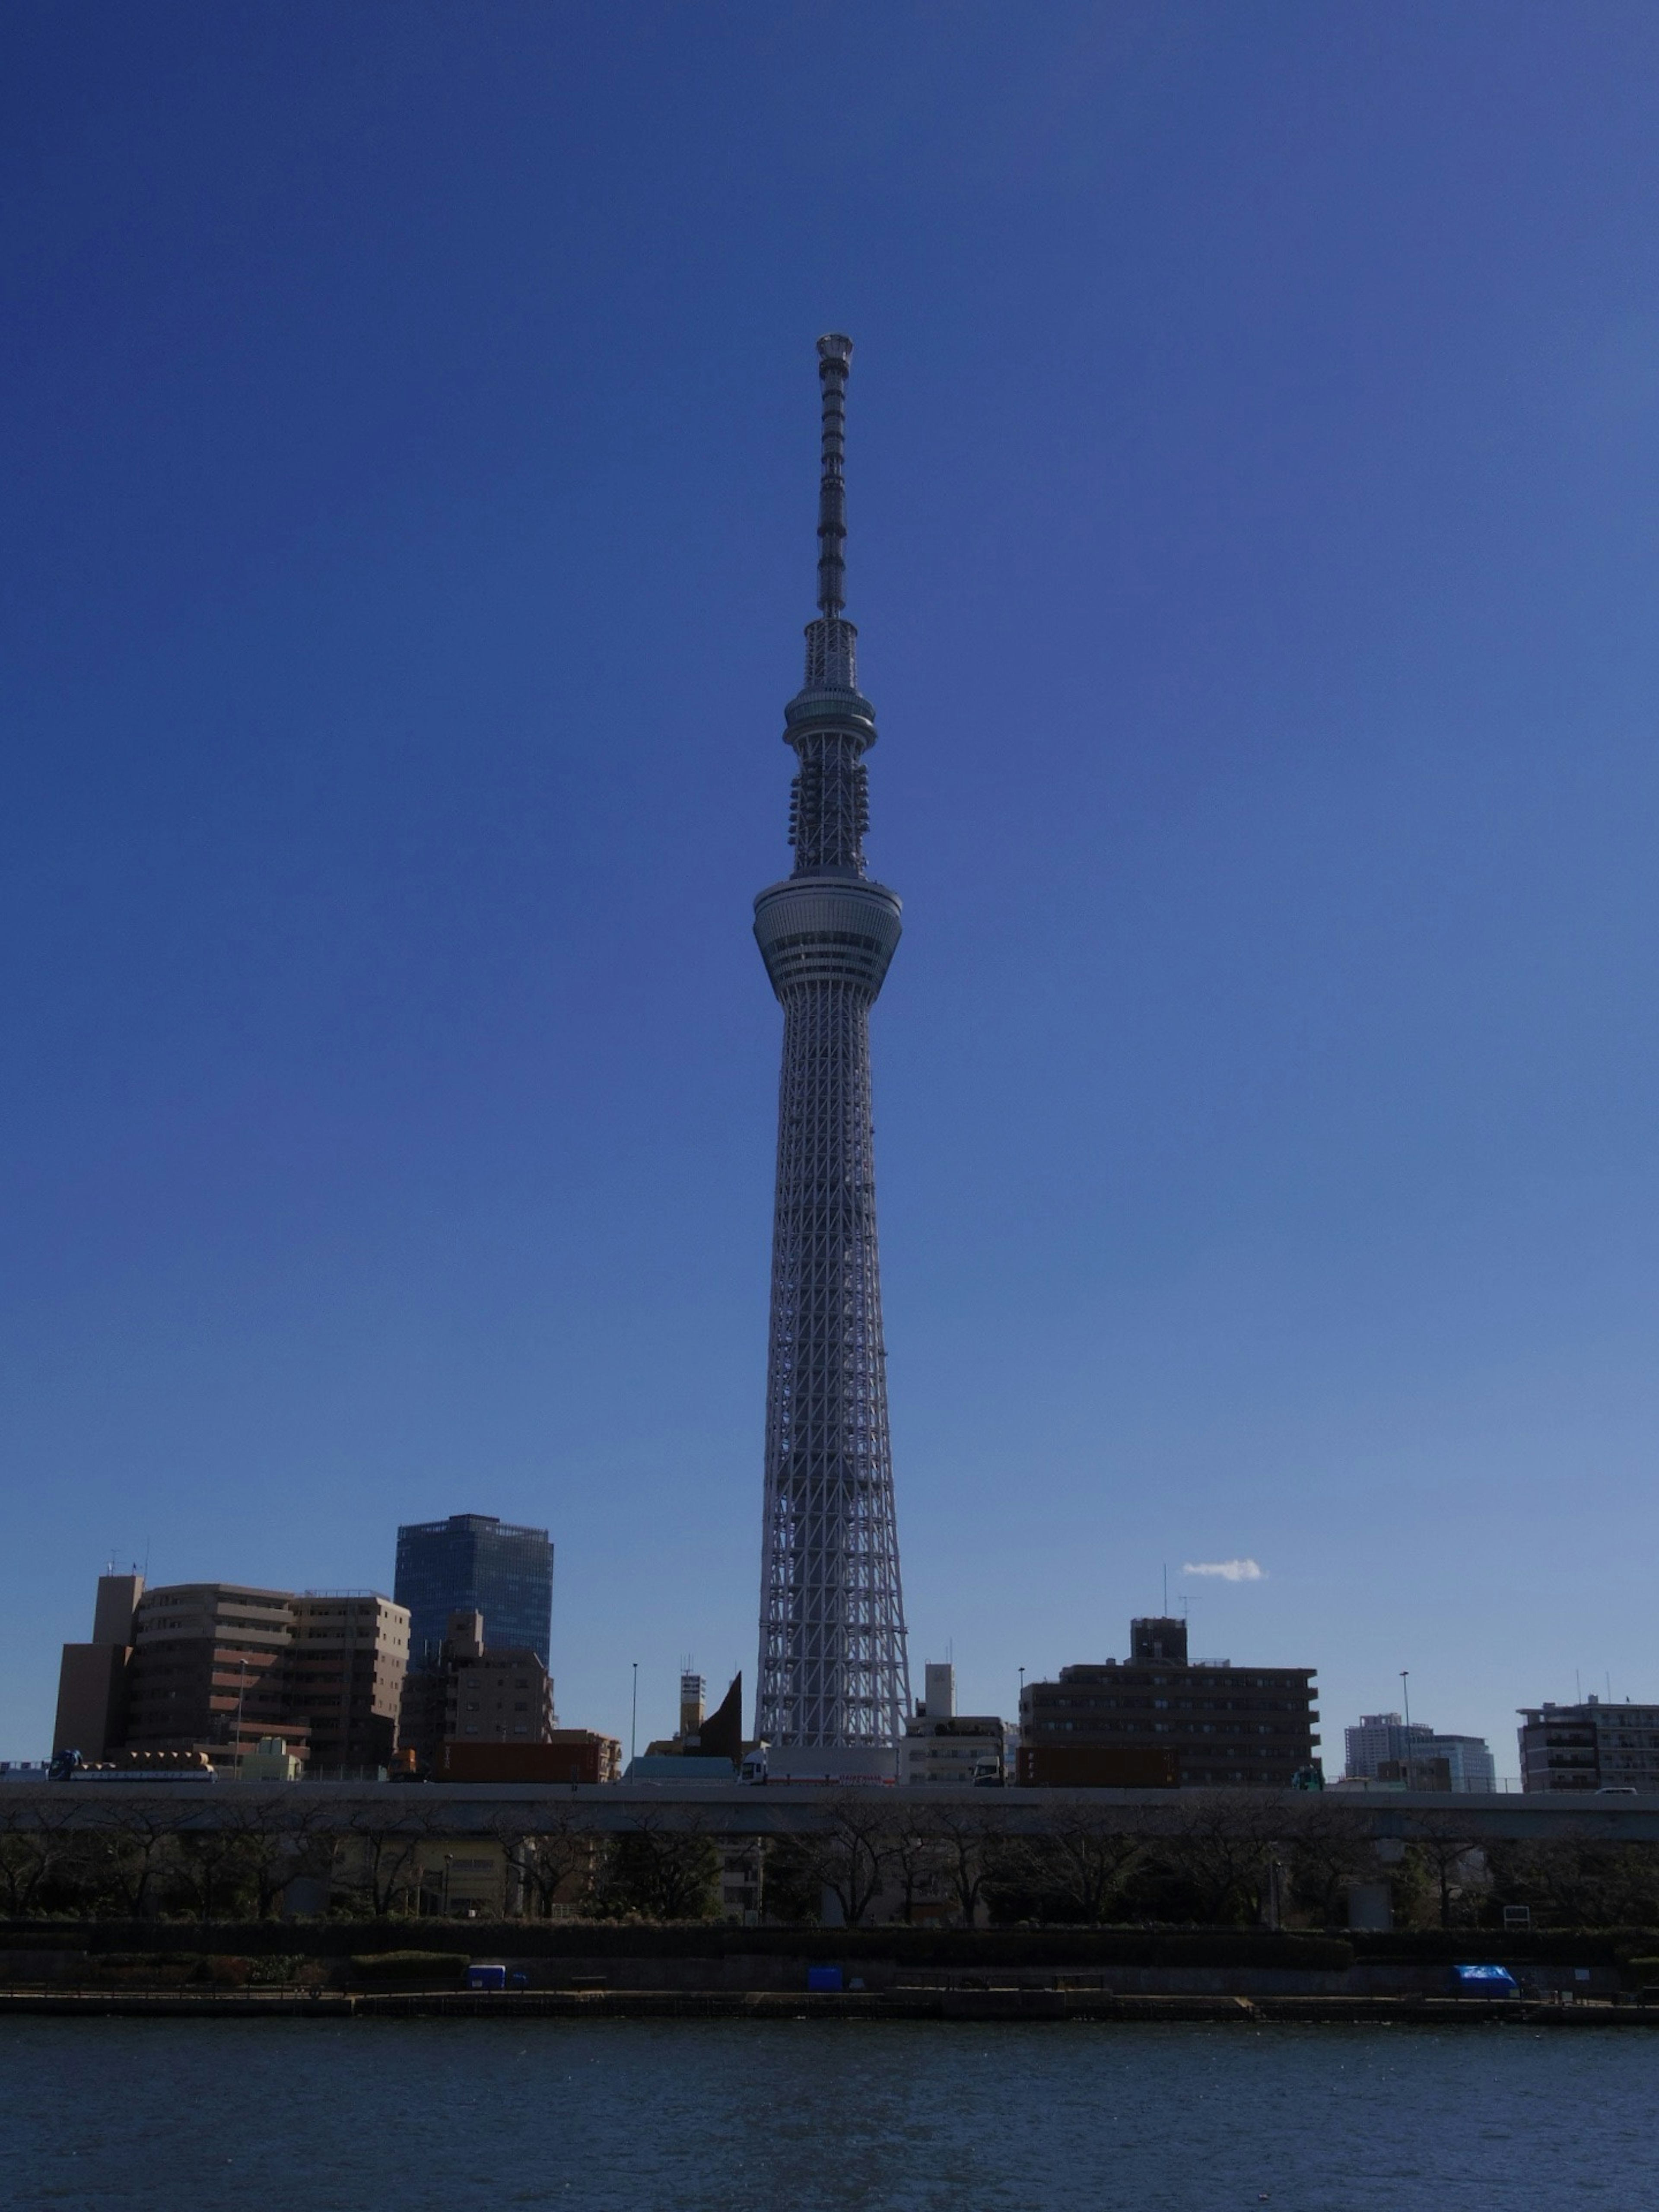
left=1, top=2018, right=1650, bottom=2209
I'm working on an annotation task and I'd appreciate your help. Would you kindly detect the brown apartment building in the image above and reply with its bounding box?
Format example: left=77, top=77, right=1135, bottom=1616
left=53, top=1575, right=408, bottom=1773
left=121, top=1583, right=308, bottom=1767
left=1019, top=1615, right=1319, bottom=1788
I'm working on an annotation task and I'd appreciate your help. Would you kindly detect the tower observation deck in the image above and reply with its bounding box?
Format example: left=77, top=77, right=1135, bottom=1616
left=753, top=335, right=910, bottom=1749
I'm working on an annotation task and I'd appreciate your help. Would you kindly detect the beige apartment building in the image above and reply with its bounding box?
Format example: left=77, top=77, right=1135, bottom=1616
left=53, top=1572, right=409, bottom=1774
left=289, top=1594, right=410, bottom=1772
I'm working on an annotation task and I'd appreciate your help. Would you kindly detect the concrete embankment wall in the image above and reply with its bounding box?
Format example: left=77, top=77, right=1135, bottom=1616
left=0, top=1921, right=1644, bottom=1999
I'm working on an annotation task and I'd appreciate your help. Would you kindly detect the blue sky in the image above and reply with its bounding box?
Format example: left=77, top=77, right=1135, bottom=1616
left=5, top=2, right=1658, bottom=1771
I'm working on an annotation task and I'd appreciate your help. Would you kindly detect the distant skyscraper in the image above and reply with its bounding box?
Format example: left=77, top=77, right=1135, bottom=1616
left=1344, top=1711, right=1496, bottom=1792
left=753, top=335, right=909, bottom=1749
left=394, top=1513, right=553, bottom=1667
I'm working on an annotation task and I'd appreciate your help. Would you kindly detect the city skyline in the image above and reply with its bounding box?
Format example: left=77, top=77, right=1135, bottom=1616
left=6, top=7, right=1659, bottom=1772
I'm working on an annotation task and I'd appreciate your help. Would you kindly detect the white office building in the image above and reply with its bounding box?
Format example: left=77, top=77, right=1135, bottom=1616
left=900, top=1663, right=1007, bottom=1786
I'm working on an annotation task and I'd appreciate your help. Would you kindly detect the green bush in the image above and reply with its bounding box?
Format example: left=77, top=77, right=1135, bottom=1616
left=88, top=1951, right=205, bottom=1981
left=246, top=1954, right=305, bottom=1986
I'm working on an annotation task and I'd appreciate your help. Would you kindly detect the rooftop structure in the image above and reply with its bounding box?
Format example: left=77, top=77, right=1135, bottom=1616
left=753, top=336, right=909, bottom=1751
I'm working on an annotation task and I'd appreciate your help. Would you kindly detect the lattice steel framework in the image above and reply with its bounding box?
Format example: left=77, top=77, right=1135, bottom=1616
left=753, top=335, right=910, bottom=1748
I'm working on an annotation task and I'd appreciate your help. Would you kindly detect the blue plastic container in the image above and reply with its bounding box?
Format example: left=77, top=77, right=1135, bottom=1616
left=806, top=1965, right=844, bottom=1993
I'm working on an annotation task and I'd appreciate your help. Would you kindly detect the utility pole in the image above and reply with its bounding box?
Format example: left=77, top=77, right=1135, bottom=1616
left=231, top=1656, right=249, bottom=1775
left=630, top=1661, right=639, bottom=1771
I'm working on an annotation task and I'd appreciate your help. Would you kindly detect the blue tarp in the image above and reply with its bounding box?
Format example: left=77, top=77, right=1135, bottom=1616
left=1450, top=1964, right=1519, bottom=1993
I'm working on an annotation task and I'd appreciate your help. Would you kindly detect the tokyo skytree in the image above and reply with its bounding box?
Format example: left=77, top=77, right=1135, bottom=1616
left=753, top=334, right=910, bottom=1749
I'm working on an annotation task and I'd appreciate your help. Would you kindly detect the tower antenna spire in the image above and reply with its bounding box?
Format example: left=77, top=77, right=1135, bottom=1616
left=815, top=333, right=853, bottom=618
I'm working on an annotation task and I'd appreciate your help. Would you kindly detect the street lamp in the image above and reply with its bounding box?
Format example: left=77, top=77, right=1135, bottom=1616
left=630, top=1661, right=639, bottom=1772
left=1400, top=1670, right=1411, bottom=1788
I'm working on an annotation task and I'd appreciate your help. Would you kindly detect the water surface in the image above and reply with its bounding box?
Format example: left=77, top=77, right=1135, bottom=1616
left=2, top=2018, right=1650, bottom=2210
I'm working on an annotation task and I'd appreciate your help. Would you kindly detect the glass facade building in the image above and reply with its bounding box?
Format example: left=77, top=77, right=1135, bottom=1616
left=394, top=1514, right=553, bottom=1667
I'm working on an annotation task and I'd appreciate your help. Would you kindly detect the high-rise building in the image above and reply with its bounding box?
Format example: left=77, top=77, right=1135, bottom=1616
left=1344, top=1712, right=1496, bottom=1793
left=753, top=335, right=909, bottom=1751
left=1518, top=1697, right=1659, bottom=1792
left=394, top=1513, right=553, bottom=1667
left=1019, top=1616, right=1320, bottom=1787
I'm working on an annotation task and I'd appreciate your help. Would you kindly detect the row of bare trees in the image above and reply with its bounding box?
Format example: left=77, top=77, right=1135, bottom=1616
left=3, top=1787, right=1656, bottom=1929
left=0, top=1793, right=721, bottom=1924
left=763, top=1789, right=1372, bottom=1927
left=741, top=1792, right=1659, bottom=1931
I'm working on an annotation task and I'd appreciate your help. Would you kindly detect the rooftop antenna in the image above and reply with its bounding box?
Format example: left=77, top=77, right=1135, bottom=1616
left=1162, top=1563, right=1168, bottom=1614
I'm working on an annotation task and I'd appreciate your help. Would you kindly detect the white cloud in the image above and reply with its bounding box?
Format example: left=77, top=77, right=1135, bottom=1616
left=1182, top=1558, right=1265, bottom=1582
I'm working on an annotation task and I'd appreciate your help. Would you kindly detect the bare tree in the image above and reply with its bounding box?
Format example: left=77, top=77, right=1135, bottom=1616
left=817, top=1792, right=902, bottom=1926
left=1282, top=1795, right=1379, bottom=1927
left=885, top=1814, right=948, bottom=1923
left=0, top=1793, right=80, bottom=1916
left=169, top=1808, right=262, bottom=1922
left=917, top=1801, right=1010, bottom=1927
left=1161, top=1791, right=1284, bottom=1924
left=341, top=1803, right=443, bottom=1916
left=1403, top=1808, right=1489, bottom=1930
left=483, top=1804, right=603, bottom=1921
left=244, top=1801, right=337, bottom=1920
left=79, top=1795, right=191, bottom=1919
left=1017, top=1797, right=1150, bottom=1924
left=766, top=1793, right=899, bottom=1927
left=604, top=1807, right=720, bottom=1921
left=1488, top=1831, right=1659, bottom=1930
